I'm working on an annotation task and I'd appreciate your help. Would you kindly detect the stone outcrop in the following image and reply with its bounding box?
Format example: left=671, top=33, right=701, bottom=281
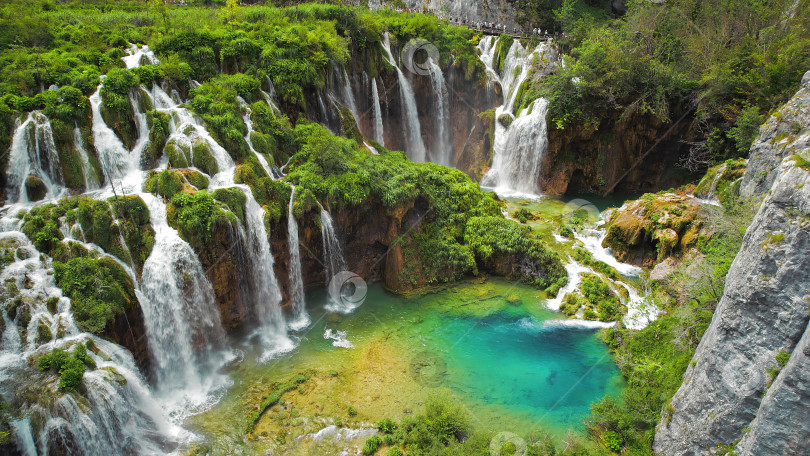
left=653, top=76, right=810, bottom=456
left=601, top=192, right=705, bottom=267
left=369, top=0, right=521, bottom=29
left=740, top=71, right=810, bottom=197
left=540, top=108, right=694, bottom=195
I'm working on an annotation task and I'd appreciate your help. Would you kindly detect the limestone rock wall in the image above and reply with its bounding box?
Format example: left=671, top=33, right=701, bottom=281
left=652, top=75, right=810, bottom=456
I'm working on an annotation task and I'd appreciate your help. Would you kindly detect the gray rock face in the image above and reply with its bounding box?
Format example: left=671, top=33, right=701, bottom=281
left=368, top=0, right=522, bottom=28
left=653, top=82, right=810, bottom=455
left=740, top=80, right=810, bottom=197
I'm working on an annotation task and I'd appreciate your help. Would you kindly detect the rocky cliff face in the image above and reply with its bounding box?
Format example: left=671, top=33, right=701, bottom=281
left=369, top=0, right=521, bottom=28
left=653, top=74, right=810, bottom=456
left=740, top=71, right=810, bottom=197
left=540, top=108, right=693, bottom=195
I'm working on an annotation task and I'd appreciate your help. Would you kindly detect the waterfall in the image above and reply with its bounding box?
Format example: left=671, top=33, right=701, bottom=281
left=341, top=68, right=358, bottom=119
left=139, top=194, right=228, bottom=398
left=319, top=207, right=347, bottom=284
left=74, top=125, right=100, bottom=189
left=381, top=33, right=427, bottom=162
left=6, top=113, right=65, bottom=202
left=287, top=186, right=309, bottom=330
left=239, top=188, right=295, bottom=360
left=483, top=99, right=550, bottom=194
left=90, top=87, right=138, bottom=188
left=122, top=44, right=158, bottom=69
left=427, top=57, right=451, bottom=165
left=237, top=96, right=274, bottom=176
left=371, top=78, right=385, bottom=145
left=0, top=231, right=186, bottom=454
left=149, top=84, right=236, bottom=185
left=129, top=89, right=151, bottom=160
left=478, top=37, right=558, bottom=196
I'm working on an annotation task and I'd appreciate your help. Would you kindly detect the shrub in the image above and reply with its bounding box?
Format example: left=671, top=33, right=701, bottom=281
left=377, top=418, right=398, bottom=434
left=362, top=434, right=382, bottom=456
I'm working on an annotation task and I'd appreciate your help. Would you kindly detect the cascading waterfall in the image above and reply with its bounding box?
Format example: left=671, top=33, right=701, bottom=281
left=319, top=207, right=348, bottom=283
left=484, top=98, right=550, bottom=194
left=149, top=84, right=236, bottom=185
left=6, top=112, right=64, bottom=202
left=123, top=44, right=158, bottom=69
left=427, top=57, right=451, bottom=165
left=239, top=188, right=295, bottom=360
left=90, top=87, right=139, bottom=189
left=371, top=78, right=385, bottom=145
left=130, top=88, right=151, bottom=160
left=74, top=124, right=100, bottom=189
left=0, top=231, right=186, bottom=454
left=341, top=68, right=359, bottom=119
left=479, top=37, right=558, bottom=196
left=381, top=33, right=427, bottom=162
left=139, top=194, right=229, bottom=400
left=287, top=186, right=309, bottom=330
left=237, top=96, right=274, bottom=177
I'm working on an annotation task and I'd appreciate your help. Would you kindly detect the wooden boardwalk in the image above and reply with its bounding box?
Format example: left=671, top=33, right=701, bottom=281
left=467, top=25, right=555, bottom=41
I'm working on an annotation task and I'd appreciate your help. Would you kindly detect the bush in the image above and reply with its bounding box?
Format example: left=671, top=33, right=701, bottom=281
left=377, top=418, right=398, bottom=434
left=54, top=257, right=137, bottom=335
left=362, top=435, right=382, bottom=456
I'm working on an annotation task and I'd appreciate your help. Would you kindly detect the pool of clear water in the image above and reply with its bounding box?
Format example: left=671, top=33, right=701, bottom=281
left=187, top=278, right=624, bottom=454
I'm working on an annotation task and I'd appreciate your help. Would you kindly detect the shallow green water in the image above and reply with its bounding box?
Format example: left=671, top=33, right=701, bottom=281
left=189, top=278, right=624, bottom=453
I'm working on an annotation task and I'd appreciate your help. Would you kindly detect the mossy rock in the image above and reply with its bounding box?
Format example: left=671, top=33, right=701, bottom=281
left=180, top=169, right=209, bottom=190
left=165, top=139, right=192, bottom=168
left=250, top=131, right=276, bottom=159
left=212, top=187, right=247, bottom=226
left=192, top=140, right=219, bottom=176
left=141, top=110, right=170, bottom=169
left=100, top=103, right=138, bottom=151
left=498, top=113, right=514, bottom=128
left=25, top=176, right=47, bottom=201
left=144, top=169, right=184, bottom=199
left=50, top=117, right=86, bottom=190
left=338, top=106, right=362, bottom=145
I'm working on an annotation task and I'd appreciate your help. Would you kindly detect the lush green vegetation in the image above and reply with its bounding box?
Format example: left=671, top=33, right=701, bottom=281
left=54, top=256, right=138, bottom=335
left=37, top=341, right=97, bottom=391
left=362, top=395, right=590, bottom=455
left=585, top=193, right=755, bottom=454
left=512, top=0, right=810, bottom=169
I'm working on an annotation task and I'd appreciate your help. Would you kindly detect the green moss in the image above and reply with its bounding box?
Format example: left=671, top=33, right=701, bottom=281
left=245, top=370, right=316, bottom=433
left=464, top=216, right=566, bottom=290
left=109, top=195, right=155, bottom=274
left=50, top=117, right=86, bottom=190
left=192, top=140, right=219, bottom=176
left=761, top=232, right=785, bottom=249
left=338, top=106, right=362, bottom=144
left=142, top=110, right=170, bottom=168
left=53, top=257, right=137, bottom=335
left=497, top=113, right=514, bottom=128
left=775, top=350, right=790, bottom=368
left=165, top=139, right=191, bottom=168
left=789, top=153, right=810, bottom=171
left=167, top=190, right=238, bottom=249
left=183, top=170, right=209, bottom=190
left=144, top=169, right=184, bottom=199
left=213, top=188, right=247, bottom=226
left=36, top=320, right=52, bottom=344
left=25, top=176, right=47, bottom=201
